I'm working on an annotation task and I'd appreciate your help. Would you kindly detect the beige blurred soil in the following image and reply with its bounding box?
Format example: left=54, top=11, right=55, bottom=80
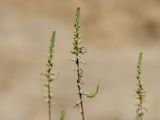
left=0, top=1, right=160, bottom=120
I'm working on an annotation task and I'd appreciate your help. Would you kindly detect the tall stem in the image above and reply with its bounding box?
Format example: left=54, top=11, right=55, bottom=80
left=42, top=31, right=56, bottom=120
left=47, top=82, right=52, bottom=120
left=76, top=57, right=85, bottom=120
left=136, top=52, right=146, bottom=120
left=71, top=7, right=86, bottom=120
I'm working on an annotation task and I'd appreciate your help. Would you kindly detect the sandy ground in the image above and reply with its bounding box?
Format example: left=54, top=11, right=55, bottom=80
left=0, top=1, right=160, bottom=120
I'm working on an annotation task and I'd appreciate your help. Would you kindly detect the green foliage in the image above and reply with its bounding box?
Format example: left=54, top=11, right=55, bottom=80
left=135, top=52, right=146, bottom=120
left=82, top=82, right=99, bottom=98
left=60, top=111, right=65, bottom=120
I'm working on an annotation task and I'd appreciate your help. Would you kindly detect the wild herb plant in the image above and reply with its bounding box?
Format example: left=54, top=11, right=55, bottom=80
left=135, top=52, right=146, bottom=120
left=71, top=7, right=99, bottom=120
left=41, top=31, right=57, bottom=120
left=39, top=8, right=149, bottom=120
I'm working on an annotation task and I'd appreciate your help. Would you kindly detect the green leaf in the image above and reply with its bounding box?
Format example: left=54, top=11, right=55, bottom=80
left=82, top=82, right=99, bottom=98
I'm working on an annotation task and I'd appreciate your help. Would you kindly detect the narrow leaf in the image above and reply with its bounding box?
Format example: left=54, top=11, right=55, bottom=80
left=82, top=82, right=99, bottom=98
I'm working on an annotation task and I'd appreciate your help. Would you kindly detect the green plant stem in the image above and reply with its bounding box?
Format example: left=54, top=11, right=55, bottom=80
left=72, top=7, right=85, bottom=120
left=42, top=31, right=56, bottom=120
left=48, top=82, right=52, bottom=120
left=135, top=52, right=146, bottom=120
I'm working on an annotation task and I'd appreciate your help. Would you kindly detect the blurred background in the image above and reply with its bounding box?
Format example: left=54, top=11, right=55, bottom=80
left=0, top=0, right=160, bottom=120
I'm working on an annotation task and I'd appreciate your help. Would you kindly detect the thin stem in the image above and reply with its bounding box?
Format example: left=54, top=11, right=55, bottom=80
left=76, top=57, right=85, bottom=120
left=71, top=7, right=86, bottom=120
left=46, top=57, right=52, bottom=120
left=47, top=82, right=52, bottom=120
left=135, top=52, right=146, bottom=120
left=42, top=31, right=56, bottom=120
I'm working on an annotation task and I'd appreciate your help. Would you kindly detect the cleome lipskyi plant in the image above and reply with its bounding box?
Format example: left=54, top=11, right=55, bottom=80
left=135, top=52, right=146, bottom=120
left=41, top=31, right=57, bottom=120
left=71, top=7, right=99, bottom=120
left=39, top=7, right=150, bottom=120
